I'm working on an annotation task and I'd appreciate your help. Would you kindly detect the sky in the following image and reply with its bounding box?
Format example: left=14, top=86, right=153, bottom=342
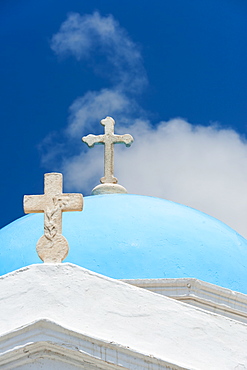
left=1, top=0, right=247, bottom=237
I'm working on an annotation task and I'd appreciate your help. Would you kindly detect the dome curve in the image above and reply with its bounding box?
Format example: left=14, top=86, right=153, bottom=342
left=1, top=194, right=247, bottom=293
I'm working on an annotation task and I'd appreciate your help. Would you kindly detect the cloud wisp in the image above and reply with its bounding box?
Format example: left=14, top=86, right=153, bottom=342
left=41, top=11, right=146, bottom=164
left=51, top=11, right=147, bottom=93
left=41, top=12, right=247, bottom=239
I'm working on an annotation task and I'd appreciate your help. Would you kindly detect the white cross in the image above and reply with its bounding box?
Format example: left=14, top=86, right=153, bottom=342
left=82, top=117, right=134, bottom=184
left=23, top=172, right=83, bottom=263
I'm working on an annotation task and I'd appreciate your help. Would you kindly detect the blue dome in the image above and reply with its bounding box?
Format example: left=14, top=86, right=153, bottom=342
left=1, top=194, right=247, bottom=293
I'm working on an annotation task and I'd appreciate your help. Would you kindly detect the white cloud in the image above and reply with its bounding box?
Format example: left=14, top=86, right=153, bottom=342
left=66, top=88, right=137, bottom=138
left=61, top=117, right=247, bottom=238
left=116, top=119, right=247, bottom=238
left=51, top=11, right=147, bottom=92
left=41, top=12, right=145, bottom=168
left=42, top=12, right=247, bottom=239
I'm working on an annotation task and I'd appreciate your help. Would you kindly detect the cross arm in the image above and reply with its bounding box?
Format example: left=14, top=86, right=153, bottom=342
left=58, top=193, right=83, bottom=212
left=23, top=194, right=46, bottom=213
left=115, top=134, right=134, bottom=147
left=82, top=134, right=105, bottom=147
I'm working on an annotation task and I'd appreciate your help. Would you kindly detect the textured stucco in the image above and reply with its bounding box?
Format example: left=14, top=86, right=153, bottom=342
left=0, top=264, right=247, bottom=370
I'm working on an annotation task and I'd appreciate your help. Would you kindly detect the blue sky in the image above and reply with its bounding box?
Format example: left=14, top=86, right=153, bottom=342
left=1, top=0, right=247, bottom=236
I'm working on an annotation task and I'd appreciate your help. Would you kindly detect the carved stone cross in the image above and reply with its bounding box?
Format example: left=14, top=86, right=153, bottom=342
left=24, top=173, right=83, bottom=263
left=82, top=117, right=134, bottom=185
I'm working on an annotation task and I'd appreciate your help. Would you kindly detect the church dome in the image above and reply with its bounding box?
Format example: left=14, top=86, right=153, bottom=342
left=1, top=193, right=247, bottom=294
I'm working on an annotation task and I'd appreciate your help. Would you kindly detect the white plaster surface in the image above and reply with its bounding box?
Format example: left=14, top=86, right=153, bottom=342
left=0, top=263, right=247, bottom=370
left=13, top=358, right=84, bottom=370
left=0, top=320, right=182, bottom=370
left=123, top=277, right=247, bottom=323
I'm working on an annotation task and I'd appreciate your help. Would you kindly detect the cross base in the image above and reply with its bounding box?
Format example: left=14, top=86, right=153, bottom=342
left=36, top=234, right=69, bottom=263
left=92, top=183, right=128, bottom=196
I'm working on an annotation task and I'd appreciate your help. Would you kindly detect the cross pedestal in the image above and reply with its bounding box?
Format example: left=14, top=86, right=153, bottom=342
left=23, top=173, right=83, bottom=263
left=82, top=116, right=134, bottom=195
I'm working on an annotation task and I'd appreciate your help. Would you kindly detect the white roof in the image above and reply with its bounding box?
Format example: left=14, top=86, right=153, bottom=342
left=0, top=263, right=247, bottom=369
